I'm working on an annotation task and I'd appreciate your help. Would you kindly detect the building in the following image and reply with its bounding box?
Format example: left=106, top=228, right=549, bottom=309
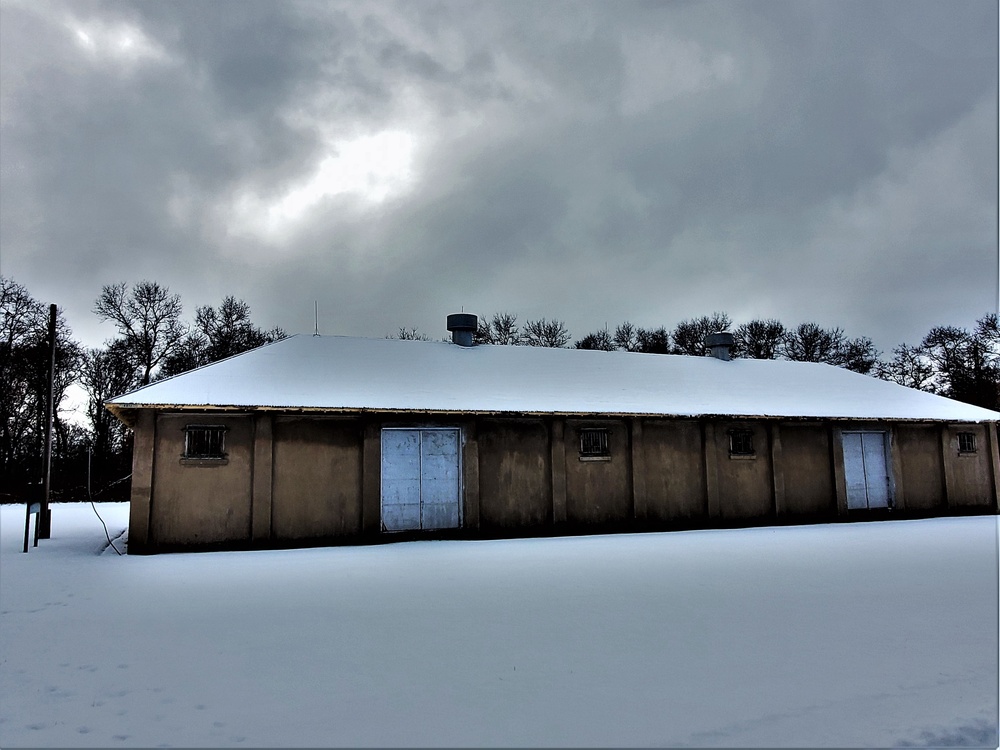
left=106, top=316, right=999, bottom=554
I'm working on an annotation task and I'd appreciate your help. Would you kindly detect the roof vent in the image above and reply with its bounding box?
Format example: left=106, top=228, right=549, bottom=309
left=447, top=313, right=478, bottom=347
left=705, top=331, right=735, bottom=361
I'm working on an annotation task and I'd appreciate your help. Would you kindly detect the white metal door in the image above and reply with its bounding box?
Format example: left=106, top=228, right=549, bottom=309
left=381, top=428, right=461, bottom=531
left=381, top=430, right=422, bottom=531
left=843, top=432, right=890, bottom=510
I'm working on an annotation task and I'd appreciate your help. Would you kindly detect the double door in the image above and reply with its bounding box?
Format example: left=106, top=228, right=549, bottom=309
left=381, top=428, right=462, bottom=531
left=843, top=431, right=891, bottom=510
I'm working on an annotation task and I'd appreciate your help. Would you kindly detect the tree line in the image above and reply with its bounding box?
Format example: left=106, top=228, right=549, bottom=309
left=418, top=310, right=999, bottom=411
left=2, top=274, right=997, bottom=504
left=1, top=277, right=284, bottom=503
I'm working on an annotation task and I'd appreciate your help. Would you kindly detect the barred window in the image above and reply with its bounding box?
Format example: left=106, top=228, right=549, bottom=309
left=958, top=432, right=977, bottom=454
left=183, top=425, right=227, bottom=459
left=579, top=428, right=610, bottom=459
left=729, top=429, right=755, bottom=456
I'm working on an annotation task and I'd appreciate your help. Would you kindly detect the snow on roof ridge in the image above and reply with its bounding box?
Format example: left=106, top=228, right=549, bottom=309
left=110, top=333, right=296, bottom=402
left=105, top=333, right=1000, bottom=423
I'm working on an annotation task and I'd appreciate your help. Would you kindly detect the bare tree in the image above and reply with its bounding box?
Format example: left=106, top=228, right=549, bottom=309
left=574, top=327, right=615, bottom=351
left=94, top=281, right=185, bottom=385
left=80, top=340, right=138, bottom=489
left=672, top=312, right=733, bottom=356
left=197, top=296, right=284, bottom=359
left=837, top=336, right=880, bottom=375
left=160, top=296, right=286, bottom=377
left=921, top=315, right=999, bottom=409
left=522, top=318, right=570, bottom=347
left=0, top=278, right=82, bottom=499
left=875, top=344, right=935, bottom=390
left=734, top=319, right=785, bottom=359
left=394, top=327, right=430, bottom=341
left=81, top=340, right=138, bottom=446
left=779, top=322, right=846, bottom=363
left=612, top=322, right=639, bottom=352
left=635, top=326, right=671, bottom=354
left=476, top=312, right=521, bottom=345
left=158, top=334, right=207, bottom=379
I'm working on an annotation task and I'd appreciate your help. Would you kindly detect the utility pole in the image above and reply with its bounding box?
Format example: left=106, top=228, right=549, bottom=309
left=39, top=303, right=56, bottom=539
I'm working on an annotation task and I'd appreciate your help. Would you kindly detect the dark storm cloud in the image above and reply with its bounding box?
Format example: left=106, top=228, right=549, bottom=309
left=1, top=0, right=996, bottom=354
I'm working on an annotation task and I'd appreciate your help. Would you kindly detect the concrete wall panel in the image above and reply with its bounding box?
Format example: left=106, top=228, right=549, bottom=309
left=895, top=425, right=945, bottom=511
left=135, top=408, right=998, bottom=553
left=780, top=425, right=836, bottom=516
left=642, top=420, right=706, bottom=521
left=564, top=420, right=631, bottom=525
left=271, top=417, right=363, bottom=539
left=477, top=419, right=551, bottom=529
left=945, top=425, right=994, bottom=507
left=128, top=409, right=156, bottom=552
left=714, top=421, right=773, bottom=520
left=150, top=414, right=253, bottom=546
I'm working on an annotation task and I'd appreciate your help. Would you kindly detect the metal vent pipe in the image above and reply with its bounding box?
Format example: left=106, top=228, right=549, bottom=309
left=705, top=331, right=735, bottom=361
left=447, top=313, right=478, bottom=347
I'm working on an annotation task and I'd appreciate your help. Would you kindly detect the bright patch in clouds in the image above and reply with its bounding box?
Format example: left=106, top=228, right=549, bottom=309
left=68, top=17, right=168, bottom=66
left=226, top=130, right=418, bottom=242
left=273, top=131, right=416, bottom=217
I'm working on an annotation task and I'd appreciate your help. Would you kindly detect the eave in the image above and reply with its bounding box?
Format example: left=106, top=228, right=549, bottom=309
left=104, top=401, right=999, bottom=429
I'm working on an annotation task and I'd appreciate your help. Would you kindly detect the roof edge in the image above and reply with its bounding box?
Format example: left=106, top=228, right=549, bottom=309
left=105, top=334, right=299, bottom=406
left=103, top=402, right=1000, bottom=425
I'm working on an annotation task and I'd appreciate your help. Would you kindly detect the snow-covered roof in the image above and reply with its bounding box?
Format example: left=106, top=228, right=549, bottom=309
left=106, top=334, right=999, bottom=423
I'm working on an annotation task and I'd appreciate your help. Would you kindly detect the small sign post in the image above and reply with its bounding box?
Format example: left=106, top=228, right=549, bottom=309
left=23, top=502, right=41, bottom=553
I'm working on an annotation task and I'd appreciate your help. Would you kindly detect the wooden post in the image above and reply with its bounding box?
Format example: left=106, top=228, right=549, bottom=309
left=940, top=425, right=956, bottom=507
left=704, top=422, right=720, bottom=519
left=551, top=418, right=567, bottom=525
left=830, top=426, right=848, bottom=515
left=128, top=409, right=156, bottom=552
left=362, top=421, right=381, bottom=533
left=462, top=420, right=480, bottom=530
left=630, top=418, right=647, bottom=521
left=39, top=304, right=56, bottom=539
left=989, top=423, right=1000, bottom=511
left=23, top=503, right=33, bottom=553
left=770, top=422, right=785, bottom=518
left=251, top=413, right=274, bottom=542
left=888, top=427, right=905, bottom=510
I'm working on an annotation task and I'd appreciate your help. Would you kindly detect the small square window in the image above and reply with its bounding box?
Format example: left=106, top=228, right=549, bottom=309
left=957, top=432, right=977, bottom=454
left=183, top=425, right=227, bottom=459
left=580, top=428, right=610, bottom=459
left=729, top=429, right=754, bottom=456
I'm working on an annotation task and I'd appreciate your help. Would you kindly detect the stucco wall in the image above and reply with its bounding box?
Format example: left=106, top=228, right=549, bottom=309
left=713, top=421, right=773, bottom=520
left=129, top=408, right=997, bottom=553
left=642, top=420, right=706, bottom=521
left=149, top=413, right=253, bottom=546
left=895, top=425, right=945, bottom=511
left=564, top=419, right=631, bottom=525
left=780, top=424, right=836, bottom=516
left=477, top=418, right=551, bottom=530
left=271, top=417, right=363, bottom=540
left=945, top=424, right=994, bottom=507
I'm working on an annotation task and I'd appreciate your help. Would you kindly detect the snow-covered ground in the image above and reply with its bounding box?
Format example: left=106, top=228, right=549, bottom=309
left=1, top=503, right=997, bottom=748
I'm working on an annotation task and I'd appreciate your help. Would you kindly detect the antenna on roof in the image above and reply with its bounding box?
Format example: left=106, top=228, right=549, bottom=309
left=313, top=301, right=320, bottom=337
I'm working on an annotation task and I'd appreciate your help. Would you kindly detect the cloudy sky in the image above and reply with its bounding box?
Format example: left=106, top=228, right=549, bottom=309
left=2, top=0, right=997, bottom=354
